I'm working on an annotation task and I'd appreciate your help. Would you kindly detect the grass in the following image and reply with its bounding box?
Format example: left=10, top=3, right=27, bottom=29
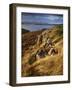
left=21, top=25, right=63, bottom=77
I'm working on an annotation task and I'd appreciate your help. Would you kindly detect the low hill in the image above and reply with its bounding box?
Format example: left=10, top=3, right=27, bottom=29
left=22, top=25, right=63, bottom=77
left=22, top=28, right=30, bottom=34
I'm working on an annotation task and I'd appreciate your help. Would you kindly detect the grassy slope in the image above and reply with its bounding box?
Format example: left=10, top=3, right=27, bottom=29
left=22, top=25, right=63, bottom=77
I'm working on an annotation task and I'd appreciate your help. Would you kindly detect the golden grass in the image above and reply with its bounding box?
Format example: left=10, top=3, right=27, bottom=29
left=21, top=25, right=63, bottom=77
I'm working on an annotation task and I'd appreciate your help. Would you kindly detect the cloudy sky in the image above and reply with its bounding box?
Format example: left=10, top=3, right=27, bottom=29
left=21, top=13, right=63, bottom=31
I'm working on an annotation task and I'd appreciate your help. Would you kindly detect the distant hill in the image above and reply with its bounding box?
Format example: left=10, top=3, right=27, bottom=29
left=22, top=28, right=30, bottom=34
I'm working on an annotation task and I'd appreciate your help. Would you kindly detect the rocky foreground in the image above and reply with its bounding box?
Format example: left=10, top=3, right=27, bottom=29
left=22, top=25, right=63, bottom=77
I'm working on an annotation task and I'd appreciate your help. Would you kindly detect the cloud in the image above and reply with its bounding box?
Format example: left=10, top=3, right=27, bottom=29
left=22, top=13, right=63, bottom=24
left=21, top=13, right=63, bottom=31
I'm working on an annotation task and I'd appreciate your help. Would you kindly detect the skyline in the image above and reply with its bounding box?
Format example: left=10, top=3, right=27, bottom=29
left=21, top=13, right=63, bottom=31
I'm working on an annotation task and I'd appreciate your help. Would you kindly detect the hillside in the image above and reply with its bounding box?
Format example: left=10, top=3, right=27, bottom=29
left=22, top=30, right=43, bottom=56
left=21, top=25, right=63, bottom=77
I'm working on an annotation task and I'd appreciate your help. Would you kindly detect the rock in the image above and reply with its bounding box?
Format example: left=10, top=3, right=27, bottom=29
left=36, top=54, right=40, bottom=60
left=36, top=47, right=48, bottom=59
left=36, top=35, right=43, bottom=46
left=42, top=31, right=49, bottom=45
left=46, top=38, right=53, bottom=46
left=48, top=47, right=58, bottom=56
left=36, top=30, right=49, bottom=46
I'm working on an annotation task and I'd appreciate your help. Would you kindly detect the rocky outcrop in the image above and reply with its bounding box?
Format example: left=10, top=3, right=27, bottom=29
left=29, top=37, right=58, bottom=65
left=35, top=30, right=58, bottom=59
left=36, top=30, right=49, bottom=46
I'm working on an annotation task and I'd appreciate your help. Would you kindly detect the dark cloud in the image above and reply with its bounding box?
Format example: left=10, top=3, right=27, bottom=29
left=21, top=13, right=63, bottom=31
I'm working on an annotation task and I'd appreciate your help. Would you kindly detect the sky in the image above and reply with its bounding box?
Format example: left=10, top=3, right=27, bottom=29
left=21, top=13, right=63, bottom=31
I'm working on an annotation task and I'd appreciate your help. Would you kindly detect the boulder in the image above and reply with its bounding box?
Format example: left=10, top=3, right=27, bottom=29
left=36, top=47, right=48, bottom=59
left=36, top=35, right=43, bottom=46
left=48, top=47, right=58, bottom=56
